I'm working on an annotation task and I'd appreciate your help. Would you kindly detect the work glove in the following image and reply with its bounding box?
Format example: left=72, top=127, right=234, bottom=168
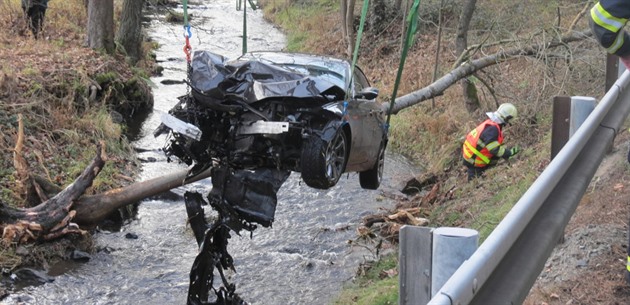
left=509, top=146, right=520, bottom=157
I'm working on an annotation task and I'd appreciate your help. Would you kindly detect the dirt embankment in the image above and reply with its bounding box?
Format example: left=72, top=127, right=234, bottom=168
left=524, top=132, right=630, bottom=305
left=0, top=0, right=157, bottom=277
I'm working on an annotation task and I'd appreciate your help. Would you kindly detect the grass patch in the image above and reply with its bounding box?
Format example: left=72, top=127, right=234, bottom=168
left=259, top=0, right=339, bottom=53
left=332, top=253, right=399, bottom=305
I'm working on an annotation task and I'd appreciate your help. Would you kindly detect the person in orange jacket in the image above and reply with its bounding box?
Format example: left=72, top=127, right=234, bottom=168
left=462, top=103, right=519, bottom=181
left=590, top=0, right=630, bottom=70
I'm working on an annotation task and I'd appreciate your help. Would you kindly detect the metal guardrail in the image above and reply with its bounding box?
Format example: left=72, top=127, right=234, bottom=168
left=428, top=70, right=630, bottom=305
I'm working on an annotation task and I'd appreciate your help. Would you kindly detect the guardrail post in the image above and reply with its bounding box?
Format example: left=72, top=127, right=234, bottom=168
left=606, top=54, right=625, bottom=92
left=431, top=227, right=478, bottom=297
left=399, top=226, right=478, bottom=305
left=551, top=96, right=596, bottom=159
left=399, top=226, right=432, bottom=305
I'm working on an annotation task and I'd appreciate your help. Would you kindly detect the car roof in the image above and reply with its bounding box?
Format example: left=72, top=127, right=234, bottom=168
left=238, top=51, right=350, bottom=66
left=238, top=51, right=353, bottom=90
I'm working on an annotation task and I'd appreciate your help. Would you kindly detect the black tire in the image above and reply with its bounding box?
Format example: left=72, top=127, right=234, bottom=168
left=359, top=144, right=385, bottom=190
left=301, top=128, right=348, bottom=189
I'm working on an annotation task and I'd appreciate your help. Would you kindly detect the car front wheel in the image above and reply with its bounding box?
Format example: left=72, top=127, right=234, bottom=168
left=359, top=144, right=385, bottom=190
left=301, top=127, right=348, bottom=189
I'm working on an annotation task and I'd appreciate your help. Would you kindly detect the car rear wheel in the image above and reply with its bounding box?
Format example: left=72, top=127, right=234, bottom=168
left=359, top=144, right=385, bottom=190
left=301, top=127, right=348, bottom=189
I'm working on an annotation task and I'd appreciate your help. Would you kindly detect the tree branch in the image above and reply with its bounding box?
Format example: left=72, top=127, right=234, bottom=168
left=384, top=29, right=593, bottom=114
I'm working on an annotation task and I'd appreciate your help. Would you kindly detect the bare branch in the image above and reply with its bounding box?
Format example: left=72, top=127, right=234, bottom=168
left=567, top=2, right=590, bottom=34
left=473, top=72, right=499, bottom=108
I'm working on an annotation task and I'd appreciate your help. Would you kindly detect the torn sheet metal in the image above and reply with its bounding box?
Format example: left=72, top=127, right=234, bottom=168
left=190, top=50, right=347, bottom=105
left=209, top=166, right=290, bottom=228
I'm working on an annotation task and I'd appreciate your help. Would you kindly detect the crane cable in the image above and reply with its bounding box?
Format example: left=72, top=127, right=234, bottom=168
left=342, top=0, right=370, bottom=125
left=349, top=0, right=370, bottom=96
left=386, top=0, right=421, bottom=132
left=182, top=0, right=193, bottom=94
left=239, top=0, right=258, bottom=55
left=347, top=0, right=421, bottom=134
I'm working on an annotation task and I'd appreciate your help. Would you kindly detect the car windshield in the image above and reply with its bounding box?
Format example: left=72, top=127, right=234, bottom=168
left=278, top=63, right=346, bottom=89
left=242, top=52, right=350, bottom=90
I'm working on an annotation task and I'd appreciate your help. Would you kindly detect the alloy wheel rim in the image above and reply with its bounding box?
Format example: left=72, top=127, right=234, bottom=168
left=325, top=132, right=346, bottom=181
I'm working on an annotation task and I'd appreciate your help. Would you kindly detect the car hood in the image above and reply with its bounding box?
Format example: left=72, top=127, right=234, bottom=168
left=190, top=50, right=346, bottom=104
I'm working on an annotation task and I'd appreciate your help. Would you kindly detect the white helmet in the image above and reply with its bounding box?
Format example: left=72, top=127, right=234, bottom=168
left=495, top=103, right=517, bottom=124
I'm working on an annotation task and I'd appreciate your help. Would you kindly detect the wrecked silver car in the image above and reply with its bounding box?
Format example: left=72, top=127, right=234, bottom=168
left=155, top=51, right=388, bottom=190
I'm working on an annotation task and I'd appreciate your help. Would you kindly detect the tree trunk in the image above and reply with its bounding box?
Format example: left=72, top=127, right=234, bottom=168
left=87, top=0, right=115, bottom=54
left=383, top=30, right=592, bottom=115
left=456, top=0, right=479, bottom=113
left=73, top=166, right=212, bottom=225
left=370, top=0, right=392, bottom=35
left=345, top=0, right=355, bottom=57
left=115, top=0, right=144, bottom=64
left=340, top=0, right=348, bottom=41
left=431, top=0, right=445, bottom=108
left=0, top=143, right=213, bottom=243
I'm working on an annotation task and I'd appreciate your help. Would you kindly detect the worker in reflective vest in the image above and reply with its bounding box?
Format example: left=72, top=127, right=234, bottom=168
left=462, top=103, right=519, bottom=181
left=590, top=0, right=630, bottom=70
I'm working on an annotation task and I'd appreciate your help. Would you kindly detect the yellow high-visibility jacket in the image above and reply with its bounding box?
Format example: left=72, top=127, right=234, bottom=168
left=590, top=0, right=630, bottom=57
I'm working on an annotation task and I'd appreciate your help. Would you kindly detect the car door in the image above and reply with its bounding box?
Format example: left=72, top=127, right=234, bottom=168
left=346, top=68, right=382, bottom=170
left=354, top=68, right=383, bottom=169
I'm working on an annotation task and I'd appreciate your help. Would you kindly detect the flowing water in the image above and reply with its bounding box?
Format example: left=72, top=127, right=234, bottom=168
left=2, top=1, right=420, bottom=304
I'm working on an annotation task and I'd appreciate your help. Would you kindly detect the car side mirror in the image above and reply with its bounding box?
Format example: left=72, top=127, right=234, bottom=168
left=354, top=87, right=379, bottom=100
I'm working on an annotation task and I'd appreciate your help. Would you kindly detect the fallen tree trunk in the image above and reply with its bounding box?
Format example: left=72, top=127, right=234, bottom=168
left=73, top=166, right=212, bottom=225
left=1, top=143, right=213, bottom=243
left=382, top=29, right=593, bottom=114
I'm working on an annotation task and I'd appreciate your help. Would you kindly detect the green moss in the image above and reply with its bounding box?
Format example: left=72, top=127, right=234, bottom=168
left=95, top=71, right=119, bottom=85
left=0, top=246, right=21, bottom=270
left=52, top=37, right=66, bottom=48
left=131, top=67, right=149, bottom=79
left=22, top=67, right=39, bottom=76
left=25, top=82, right=44, bottom=96
left=286, top=33, right=307, bottom=52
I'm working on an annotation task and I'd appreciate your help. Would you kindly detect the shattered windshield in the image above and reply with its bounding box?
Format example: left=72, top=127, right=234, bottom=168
left=241, top=52, right=350, bottom=90
left=276, top=63, right=346, bottom=89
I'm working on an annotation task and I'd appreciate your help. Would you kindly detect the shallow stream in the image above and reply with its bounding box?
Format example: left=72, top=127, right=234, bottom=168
left=3, top=1, right=419, bottom=304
